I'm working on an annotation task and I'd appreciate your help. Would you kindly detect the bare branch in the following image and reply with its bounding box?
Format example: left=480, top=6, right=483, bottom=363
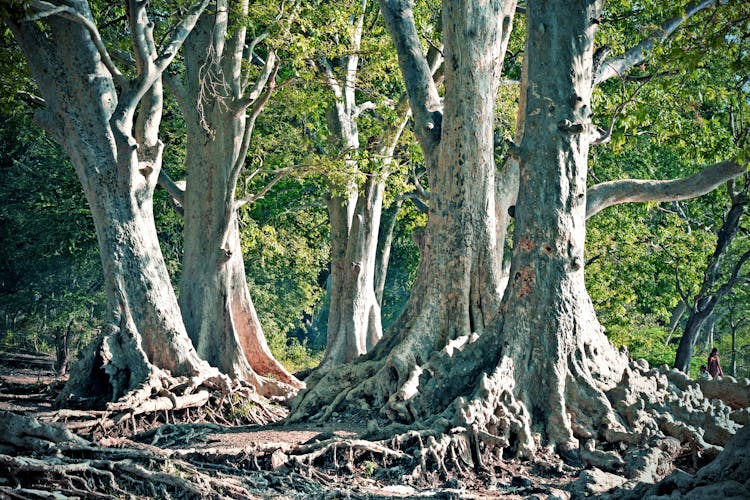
left=592, top=79, right=649, bottom=145
left=319, top=57, right=343, bottom=101
left=241, top=32, right=269, bottom=91
left=26, top=0, right=126, bottom=88
left=236, top=172, right=286, bottom=208
left=595, top=0, right=718, bottom=84
left=379, top=0, right=442, bottom=155
left=353, top=101, right=377, bottom=118
left=153, top=0, right=210, bottom=76
left=586, top=159, right=747, bottom=219
left=344, top=0, right=368, bottom=111
left=238, top=51, right=277, bottom=109
left=15, top=90, right=45, bottom=107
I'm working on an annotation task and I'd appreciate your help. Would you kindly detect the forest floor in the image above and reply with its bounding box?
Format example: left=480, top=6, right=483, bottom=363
left=1, top=350, right=742, bottom=499
left=0, top=350, right=584, bottom=498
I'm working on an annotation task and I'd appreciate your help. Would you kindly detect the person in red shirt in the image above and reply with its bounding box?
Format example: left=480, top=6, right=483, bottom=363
left=707, top=348, right=723, bottom=378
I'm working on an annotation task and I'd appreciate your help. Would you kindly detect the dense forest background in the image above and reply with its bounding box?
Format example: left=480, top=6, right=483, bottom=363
left=1, top=0, right=748, bottom=379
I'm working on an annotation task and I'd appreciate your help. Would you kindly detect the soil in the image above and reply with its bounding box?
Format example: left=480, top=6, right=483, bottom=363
left=7, top=350, right=746, bottom=498
left=0, top=350, right=587, bottom=498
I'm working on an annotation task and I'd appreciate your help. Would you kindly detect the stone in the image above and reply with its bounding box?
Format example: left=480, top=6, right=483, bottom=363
left=572, top=468, right=627, bottom=496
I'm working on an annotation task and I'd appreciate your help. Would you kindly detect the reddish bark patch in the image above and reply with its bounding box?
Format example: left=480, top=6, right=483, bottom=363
left=514, top=266, right=535, bottom=299
left=518, top=238, right=537, bottom=251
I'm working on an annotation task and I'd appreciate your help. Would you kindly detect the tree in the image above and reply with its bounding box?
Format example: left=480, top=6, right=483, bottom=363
left=2, top=0, right=219, bottom=405
left=674, top=176, right=749, bottom=372
left=159, top=0, right=301, bottom=397
left=292, top=0, right=746, bottom=462
left=311, top=0, right=417, bottom=367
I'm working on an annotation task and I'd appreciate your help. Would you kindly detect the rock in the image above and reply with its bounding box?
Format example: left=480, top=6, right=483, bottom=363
left=604, top=423, right=750, bottom=499
left=684, top=481, right=749, bottom=499
left=624, top=437, right=680, bottom=483
left=694, top=422, right=750, bottom=484
left=270, top=448, right=289, bottom=470
left=571, top=467, right=627, bottom=496
left=699, top=377, right=750, bottom=409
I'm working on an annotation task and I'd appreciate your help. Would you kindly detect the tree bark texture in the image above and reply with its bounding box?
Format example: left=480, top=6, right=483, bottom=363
left=472, top=0, right=629, bottom=454
left=292, top=0, right=517, bottom=421
left=176, top=5, right=300, bottom=396
left=291, top=0, right=746, bottom=469
left=7, top=1, right=214, bottom=405
left=319, top=0, right=412, bottom=366
left=323, top=177, right=386, bottom=366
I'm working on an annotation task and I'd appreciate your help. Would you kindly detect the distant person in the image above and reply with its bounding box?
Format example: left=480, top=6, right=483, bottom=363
left=707, top=348, right=723, bottom=378
left=699, top=365, right=710, bottom=380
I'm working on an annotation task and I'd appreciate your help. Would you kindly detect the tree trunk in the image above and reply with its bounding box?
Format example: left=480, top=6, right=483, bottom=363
left=493, top=0, right=631, bottom=453
left=704, top=312, right=717, bottom=350
left=292, top=0, right=516, bottom=419
left=176, top=10, right=301, bottom=396
left=323, top=176, right=385, bottom=366
left=374, top=198, right=403, bottom=306
left=7, top=1, right=214, bottom=406
left=674, top=198, right=746, bottom=372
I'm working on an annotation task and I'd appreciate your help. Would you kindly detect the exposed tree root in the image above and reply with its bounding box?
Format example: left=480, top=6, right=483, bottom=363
left=0, top=413, right=359, bottom=498
left=290, top=321, right=749, bottom=490
left=36, top=372, right=287, bottom=441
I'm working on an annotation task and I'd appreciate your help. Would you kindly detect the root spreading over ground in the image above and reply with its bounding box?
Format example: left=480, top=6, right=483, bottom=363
left=1, top=350, right=748, bottom=498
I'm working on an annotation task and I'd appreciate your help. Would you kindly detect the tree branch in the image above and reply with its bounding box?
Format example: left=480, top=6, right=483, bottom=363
left=26, top=0, right=127, bottom=88
left=157, top=170, right=186, bottom=207
left=318, top=57, right=343, bottom=101
left=586, top=159, right=746, bottom=219
left=238, top=51, right=277, bottom=109
left=378, top=0, right=442, bottom=155
left=595, top=0, right=718, bottom=84
left=236, top=171, right=286, bottom=208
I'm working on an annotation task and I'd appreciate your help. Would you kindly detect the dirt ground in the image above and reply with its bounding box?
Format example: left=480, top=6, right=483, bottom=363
left=0, top=351, right=599, bottom=498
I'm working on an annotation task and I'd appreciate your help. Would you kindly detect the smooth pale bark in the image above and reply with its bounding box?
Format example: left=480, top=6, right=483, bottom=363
left=319, top=0, right=413, bottom=366
left=324, top=177, right=385, bottom=364
left=586, top=160, right=746, bottom=219
left=6, top=0, right=214, bottom=404
left=173, top=3, right=300, bottom=395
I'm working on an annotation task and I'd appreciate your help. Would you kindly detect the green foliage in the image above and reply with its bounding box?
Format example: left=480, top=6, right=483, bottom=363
left=607, top=323, right=675, bottom=370
left=0, top=95, right=105, bottom=355
left=240, top=177, right=330, bottom=362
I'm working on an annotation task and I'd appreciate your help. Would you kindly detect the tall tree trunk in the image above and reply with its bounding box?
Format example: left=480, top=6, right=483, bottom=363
left=323, top=176, right=385, bottom=366
left=317, top=0, right=413, bottom=365
left=496, top=0, right=627, bottom=453
left=293, top=0, right=516, bottom=419
left=674, top=197, right=746, bottom=372
left=6, top=0, right=214, bottom=406
left=175, top=7, right=301, bottom=396
left=729, top=327, right=737, bottom=377
left=293, top=0, right=740, bottom=466
left=374, top=198, right=403, bottom=306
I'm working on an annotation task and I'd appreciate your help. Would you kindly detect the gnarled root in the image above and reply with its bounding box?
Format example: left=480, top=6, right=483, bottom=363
left=291, top=324, right=748, bottom=490
left=40, top=373, right=286, bottom=440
